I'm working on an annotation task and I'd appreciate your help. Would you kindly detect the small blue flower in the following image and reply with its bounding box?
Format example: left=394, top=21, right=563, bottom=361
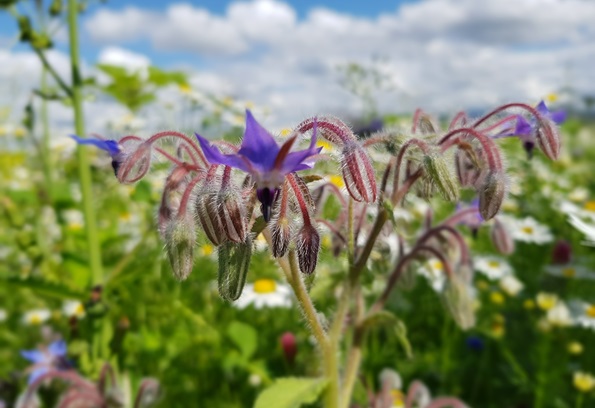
left=71, top=135, right=123, bottom=175
left=465, top=335, right=484, bottom=351
left=196, top=110, right=321, bottom=221
left=21, top=340, right=70, bottom=384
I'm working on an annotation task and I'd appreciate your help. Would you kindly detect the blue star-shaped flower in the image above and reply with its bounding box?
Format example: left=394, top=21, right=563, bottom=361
left=71, top=135, right=123, bottom=174
left=512, top=100, right=566, bottom=157
left=196, top=110, right=321, bottom=221
left=21, top=340, right=71, bottom=384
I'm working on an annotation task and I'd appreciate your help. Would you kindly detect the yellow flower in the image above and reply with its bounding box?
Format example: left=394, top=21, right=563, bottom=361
left=490, top=291, right=505, bottom=305
left=536, top=292, right=558, bottom=311
left=253, top=279, right=276, bottom=294
left=200, top=244, right=214, bottom=257
left=523, top=299, right=535, bottom=310
left=573, top=371, right=595, bottom=393
left=545, top=93, right=558, bottom=103
left=390, top=389, right=405, bottom=408
left=178, top=83, right=192, bottom=94
left=316, top=139, right=333, bottom=153
left=329, top=175, right=345, bottom=188
left=279, top=128, right=292, bottom=137
left=14, top=127, right=27, bottom=138
left=585, top=304, right=595, bottom=318
left=567, top=341, right=583, bottom=355
left=584, top=201, right=595, bottom=212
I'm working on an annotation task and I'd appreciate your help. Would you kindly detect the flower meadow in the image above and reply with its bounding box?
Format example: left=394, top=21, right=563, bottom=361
left=2, top=1, right=595, bottom=408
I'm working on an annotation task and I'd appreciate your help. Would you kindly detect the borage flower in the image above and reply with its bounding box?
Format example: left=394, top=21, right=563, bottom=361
left=20, top=340, right=72, bottom=384
left=195, top=110, right=321, bottom=221
left=512, top=100, right=566, bottom=157
left=71, top=135, right=123, bottom=174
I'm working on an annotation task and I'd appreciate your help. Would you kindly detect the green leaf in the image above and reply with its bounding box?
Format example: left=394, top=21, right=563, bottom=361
left=0, top=275, right=85, bottom=300
left=254, top=377, right=328, bottom=408
left=227, top=321, right=257, bottom=360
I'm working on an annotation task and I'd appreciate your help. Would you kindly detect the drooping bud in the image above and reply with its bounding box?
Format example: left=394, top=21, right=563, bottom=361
left=422, top=153, right=459, bottom=202
left=441, top=274, right=476, bottom=330
left=280, top=332, right=298, bottom=364
left=271, top=217, right=291, bottom=258
left=217, top=189, right=247, bottom=243
left=490, top=218, right=515, bottom=255
left=296, top=224, right=320, bottom=274
left=217, top=236, right=253, bottom=301
left=196, top=191, right=225, bottom=246
left=117, top=142, right=152, bottom=184
left=478, top=171, right=506, bottom=220
left=535, top=117, right=561, bottom=160
left=341, top=143, right=377, bottom=203
left=164, top=214, right=196, bottom=281
left=551, top=240, right=572, bottom=265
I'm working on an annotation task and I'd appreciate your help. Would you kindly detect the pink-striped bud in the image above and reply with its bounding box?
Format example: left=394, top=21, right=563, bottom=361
left=196, top=192, right=225, bottom=246
left=478, top=171, right=506, bottom=220
left=490, top=218, right=515, bottom=255
left=535, top=117, right=561, bottom=160
left=341, top=143, right=377, bottom=203
left=116, top=142, right=152, bottom=184
left=280, top=332, right=297, bottom=364
left=217, top=189, right=247, bottom=243
left=296, top=224, right=320, bottom=274
left=271, top=217, right=291, bottom=258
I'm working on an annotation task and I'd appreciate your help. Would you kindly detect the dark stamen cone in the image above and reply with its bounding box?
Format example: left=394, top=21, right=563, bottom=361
left=296, top=224, right=320, bottom=274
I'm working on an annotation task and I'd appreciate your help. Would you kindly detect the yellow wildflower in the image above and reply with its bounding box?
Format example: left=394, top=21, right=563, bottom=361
left=567, top=341, right=583, bottom=355
left=573, top=371, right=595, bottom=393
left=536, top=292, right=558, bottom=311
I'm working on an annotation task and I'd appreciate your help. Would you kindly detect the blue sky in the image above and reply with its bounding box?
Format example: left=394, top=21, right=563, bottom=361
left=1, top=0, right=594, bottom=130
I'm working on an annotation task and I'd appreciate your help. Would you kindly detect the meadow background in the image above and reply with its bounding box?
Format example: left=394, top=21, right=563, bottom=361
left=1, top=0, right=595, bottom=407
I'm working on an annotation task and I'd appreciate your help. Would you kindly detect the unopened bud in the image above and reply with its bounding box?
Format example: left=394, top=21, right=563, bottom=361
left=164, top=214, right=196, bottom=281
left=296, top=224, right=320, bottom=274
left=423, top=153, right=459, bottom=202
left=490, top=218, right=515, bottom=255
left=280, top=332, right=297, bottom=364
left=117, top=143, right=152, bottom=184
left=217, top=236, right=253, bottom=301
left=535, top=118, right=561, bottom=160
left=271, top=217, right=291, bottom=258
left=341, top=143, right=377, bottom=203
left=217, top=190, right=247, bottom=243
left=441, top=275, right=476, bottom=330
left=196, top=192, right=225, bottom=246
left=478, top=172, right=506, bottom=220
left=551, top=240, right=572, bottom=265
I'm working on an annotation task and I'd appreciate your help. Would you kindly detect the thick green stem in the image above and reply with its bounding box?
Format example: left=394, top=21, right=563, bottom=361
left=68, top=0, right=103, bottom=285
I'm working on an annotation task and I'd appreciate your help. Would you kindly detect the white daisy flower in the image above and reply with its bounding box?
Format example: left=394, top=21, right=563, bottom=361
left=546, top=301, right=573, bottom=327
left=234, top=279, right=292, bottom=309
left=510, top=217, right=553, bottom=244
left=545, top=265, right=595, bottom=280
left=569, top=300, right=595, bottom=330
left=568, top=214, right=595, bottom=247
left=499, top=275, right=524, bottom=297
left=62, top=300, right=85, bottom=319
left=0, top=309, right=7, bottom=322
left=23, top=309, right=51, bottom=325
left=419, top=259, right=447, bottom=292
left=474, top=256, right=512, bottom=280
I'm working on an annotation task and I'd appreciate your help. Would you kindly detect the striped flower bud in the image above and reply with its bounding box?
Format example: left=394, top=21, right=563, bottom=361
left=535, top=118, right=561, bottom=160
left=422, top=153, right=459, bottom=202
left=116, top=142, right=152, bottom=184
left=271, top=217, right=291, bottom=258
left=164, top=214, right=196, bottom=281
left=217, top=236, right=253, bottom=301
left=340, top=143, right=377, bottom=203
left=478, top=171, right=506, bottom=220
left=296, top=224, right=320, bottom=274
left=217, top=189, right=247, bottom=243
left=490, top=218, right=514, bottom=255
left=196, top=191, right=225, bottom=246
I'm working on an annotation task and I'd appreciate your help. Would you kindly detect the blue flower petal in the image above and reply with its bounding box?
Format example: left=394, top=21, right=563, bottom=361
left=514, top=116, right=533, bottom=136
left=549, top=110, right=566, bottom=125
left=48, top=340, right=67, bottom=357
left=237, top=110, right=280, bottom=169
left=71, top=135, right=120, bottom=156
left=28, top=367, right=49, bottom=385
left=20, top=350, right=45, bottom=364
left=195, top=133, right=252, bottom=172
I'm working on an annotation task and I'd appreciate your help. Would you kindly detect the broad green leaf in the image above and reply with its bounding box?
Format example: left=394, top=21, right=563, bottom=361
left=227, top=320, right=257, bottom=360
left=254, top=377, right=328, bottom=408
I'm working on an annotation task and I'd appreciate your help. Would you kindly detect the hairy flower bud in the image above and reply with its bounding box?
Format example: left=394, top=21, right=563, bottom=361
left=196, top=192, right=225, bottom=246
left=551, top=240, right=572, bottom=265
left=441, top=274, right=476, bottom=330
left=217, top=189, right=247, bottom=243
left=217, top=236, right=253, bottom=301
left=164, top=214, right=196, bottom=281
left=271, top=217, right=291, bottom=258
left=490, top=218, right=514, bottom=255
left=535, top=118, right=561, bottom=160
left=423, top=153, right=459, bottom=202
left=478, top=172, right=506, bottom=220
left=296, top=224, right=320, bottom=274
left=341, top=143, right=377, bottom=203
